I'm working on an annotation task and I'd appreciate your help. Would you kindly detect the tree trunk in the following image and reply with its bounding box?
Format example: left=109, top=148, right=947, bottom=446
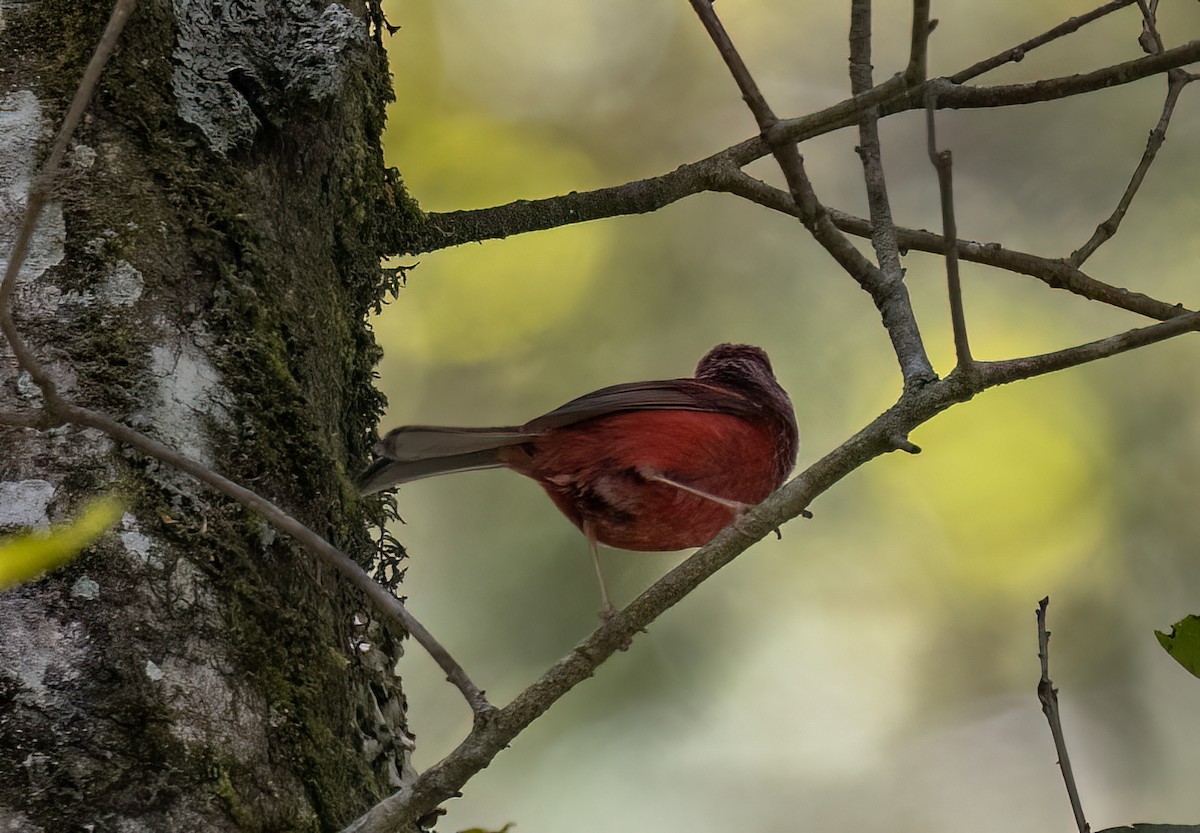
left=0, top=1, right=412, bottom=828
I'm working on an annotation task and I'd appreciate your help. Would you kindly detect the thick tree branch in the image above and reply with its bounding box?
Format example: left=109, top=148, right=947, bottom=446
left=0, top=0, right=490, bottom=716
left=396, top=149, right=744, bottom=256
left=405, top=164, right=1196, bottom=327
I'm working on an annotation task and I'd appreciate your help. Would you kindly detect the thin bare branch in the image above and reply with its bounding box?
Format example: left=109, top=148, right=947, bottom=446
left=0, top=0, right=490, bottom=715
left=714, top=171, right=1194, bottom=324
left=689, top=0, right=935, bottom=387
left=0, top=0, right=137, bottom=399
left=1066, top=0, right=1192, bottom=267
left=904, top=0, right=932, bottom=86
left=688, top=0, right=777, bottom=126
left=66, top=402, right=491, bottom=712
left=904, top=40, right=1200, bottom=113
left=1069, top=72, right=1192, bottom=266
left=980, top=307, right=1200, bottom=387
left=925, top=95, right=973, bottom=366
left=1035, top=598, right=1091, bottom=833
left=772, top=38, right=1200, bottom=144
left=949, top=0, right=1135, bottom=84
left=849, top=0, right=911, bottom=334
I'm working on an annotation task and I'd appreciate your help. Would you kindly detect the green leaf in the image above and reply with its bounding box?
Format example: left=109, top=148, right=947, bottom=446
left=0, top=496, right=124, bottom=589
left=1155, top=616, right=1200, bottom=680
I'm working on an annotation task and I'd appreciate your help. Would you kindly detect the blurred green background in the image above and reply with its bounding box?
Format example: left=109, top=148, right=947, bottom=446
left=372, top=2, right=1200, bottom=831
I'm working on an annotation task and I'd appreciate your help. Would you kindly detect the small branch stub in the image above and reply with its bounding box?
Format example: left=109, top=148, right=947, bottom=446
left=889, top=434, right=921, bottom=454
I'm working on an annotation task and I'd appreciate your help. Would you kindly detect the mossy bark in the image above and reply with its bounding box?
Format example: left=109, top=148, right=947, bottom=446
left=0, top=1, right=412, bottom=829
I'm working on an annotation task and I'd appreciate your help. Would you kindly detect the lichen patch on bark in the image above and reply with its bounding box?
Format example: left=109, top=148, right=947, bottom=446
left=0, top=479, right=56, bottom=528
left=0, top=91, right=65, bottom=295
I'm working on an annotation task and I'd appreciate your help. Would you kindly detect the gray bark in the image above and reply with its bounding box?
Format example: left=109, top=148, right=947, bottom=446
left=0, top=0, right=412, bottom=828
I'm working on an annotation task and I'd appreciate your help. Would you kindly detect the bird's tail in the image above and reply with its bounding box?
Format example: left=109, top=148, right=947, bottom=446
left=357, top=425, right=537, bottom=494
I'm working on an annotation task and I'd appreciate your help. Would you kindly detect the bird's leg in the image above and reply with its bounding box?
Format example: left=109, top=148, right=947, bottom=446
left=583, top=520, right=615, bottom=618
left=638, top=468, right=753, bottom=516
left=638, top=468, right=784, bottom=539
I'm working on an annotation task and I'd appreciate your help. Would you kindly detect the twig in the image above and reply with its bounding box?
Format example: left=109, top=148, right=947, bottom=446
left=949, top=0, right=1135, bottom=84
left=1035, top=598, right=1091, bottom=833
left=1069, top=71, right=1192, bottom=266
left=689, top=0, right=936, bottom=388
left=770, top=39, right=1200, bottom=146
left=0, top=0, right=137, bottom=397
left=979, top=305, right=1200, bottom=386
left=904, top=0, right=932, bottom=86
left=925, top=94, right=973, bottom=366
left=0, top=0, right=490, bottom=716
left=1067, top=0, right=1183, bottom=268
left=902, top=41, right=1200, bottom=114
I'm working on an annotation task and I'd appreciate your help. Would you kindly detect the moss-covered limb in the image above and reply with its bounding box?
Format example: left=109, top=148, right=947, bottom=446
left=0, top=0, right=415, bottom=829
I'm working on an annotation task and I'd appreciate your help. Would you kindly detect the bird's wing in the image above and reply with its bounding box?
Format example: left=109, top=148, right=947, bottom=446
left=524, top=379, right=760, bottom=431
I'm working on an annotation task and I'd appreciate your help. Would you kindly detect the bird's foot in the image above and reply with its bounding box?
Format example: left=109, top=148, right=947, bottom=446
left=597, top=605, right=633, bottom=651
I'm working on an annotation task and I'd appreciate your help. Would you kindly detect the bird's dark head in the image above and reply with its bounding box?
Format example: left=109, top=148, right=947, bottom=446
left=695, top=343, right=777, bottom=387
left=695, top=344, right=798, bottom=469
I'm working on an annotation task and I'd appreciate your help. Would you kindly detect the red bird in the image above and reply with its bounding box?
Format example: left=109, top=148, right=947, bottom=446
left=359, top=344, right=798, bottom=610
